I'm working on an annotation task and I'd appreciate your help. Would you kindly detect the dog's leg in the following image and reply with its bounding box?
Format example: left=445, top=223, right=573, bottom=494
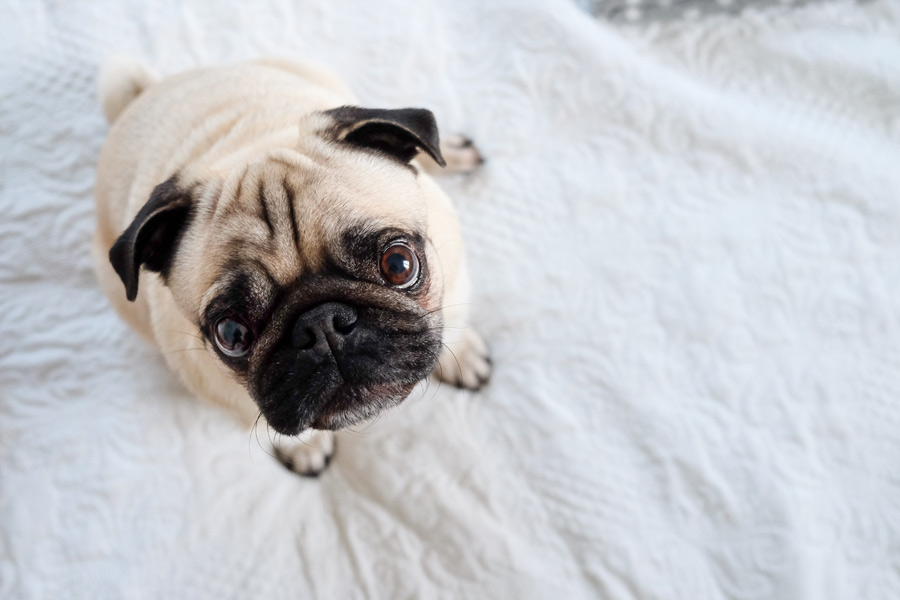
left=417, top=134, right=484, bottom=175
left=434, top=258, right=492, bottom=390
left=215, top=393, right=336, bottom=477
left=437, top=325, right=492, bottom=390
left=270, top=429, right=336, bottom=477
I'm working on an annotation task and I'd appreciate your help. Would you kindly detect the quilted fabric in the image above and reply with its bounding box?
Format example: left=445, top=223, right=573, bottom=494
left=578, top=0, right=863, bottom=23
left=2, top=1, right=899, bottom=598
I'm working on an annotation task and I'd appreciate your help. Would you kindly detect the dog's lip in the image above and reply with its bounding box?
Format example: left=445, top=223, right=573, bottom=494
left=309, top=382, right=407, bottom=429
left=261, top=379, right=415, bottom=434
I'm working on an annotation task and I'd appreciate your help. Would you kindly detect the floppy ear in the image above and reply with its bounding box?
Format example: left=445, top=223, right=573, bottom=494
left=108, top=176, right=193, bottom=302
left=323, top=106, right=446, bottom=168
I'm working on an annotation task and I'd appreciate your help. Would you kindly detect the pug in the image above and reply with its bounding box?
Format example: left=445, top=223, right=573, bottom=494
left=92, top=57, right=491, bottom=475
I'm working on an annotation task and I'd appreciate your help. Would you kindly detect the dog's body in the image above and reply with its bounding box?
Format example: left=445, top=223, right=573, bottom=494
left=93, top=58, right=489, bottom=474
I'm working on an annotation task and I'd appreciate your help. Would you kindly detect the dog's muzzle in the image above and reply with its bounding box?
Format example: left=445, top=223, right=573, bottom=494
left=247, top=276, right=443, bottom=435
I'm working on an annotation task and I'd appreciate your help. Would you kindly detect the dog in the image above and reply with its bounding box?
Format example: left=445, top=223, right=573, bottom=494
left=93, top=57, right=491, bottom=475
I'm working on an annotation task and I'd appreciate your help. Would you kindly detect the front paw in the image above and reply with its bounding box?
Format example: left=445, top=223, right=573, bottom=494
left=439, top=134, right=484, bottom=174
left=273, top=429, right=335, bottom=476
left=436, top=329, right=492, bottom=390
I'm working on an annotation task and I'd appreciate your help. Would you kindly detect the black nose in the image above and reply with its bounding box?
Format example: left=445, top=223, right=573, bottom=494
left=292, top=302, right=358, bottom=355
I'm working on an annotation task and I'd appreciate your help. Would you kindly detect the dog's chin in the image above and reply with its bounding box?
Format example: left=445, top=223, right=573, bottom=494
left=310, top=381, right=414, bottom=430
left=261, top=380, right=418, bottom=436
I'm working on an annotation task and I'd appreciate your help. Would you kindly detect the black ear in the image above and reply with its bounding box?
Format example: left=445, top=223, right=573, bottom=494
left=323, top=106, right=446, bottom=168
left=108, top=176, right=193, bottom=302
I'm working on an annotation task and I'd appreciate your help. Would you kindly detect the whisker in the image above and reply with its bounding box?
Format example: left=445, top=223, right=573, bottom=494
left=160, top=348, right=207, bottom=356
left=419, top=302, right=478, bottom=318
left=440, top=342, right=462, bottom=387
left=165, top=329, right=206, bottom=342
left=251, top=412, right=279, bottom=461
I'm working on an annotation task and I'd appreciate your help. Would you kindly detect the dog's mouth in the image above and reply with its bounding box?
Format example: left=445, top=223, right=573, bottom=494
left=254, top=368, right=423, bottom=435
left=308, top=380, right=417, bottom=430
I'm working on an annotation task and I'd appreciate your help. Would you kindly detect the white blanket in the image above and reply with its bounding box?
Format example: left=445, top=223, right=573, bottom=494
left=2, top=1, right=899, bottom=598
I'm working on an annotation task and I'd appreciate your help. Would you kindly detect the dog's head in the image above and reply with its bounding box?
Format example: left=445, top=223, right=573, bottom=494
left=109, top=107, right=448, bottom=434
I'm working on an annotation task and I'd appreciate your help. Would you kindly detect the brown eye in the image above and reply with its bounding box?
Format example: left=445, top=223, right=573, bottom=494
left=214, top=317, right=253, bottom=357
left=380, top=242, right=419, bottom=288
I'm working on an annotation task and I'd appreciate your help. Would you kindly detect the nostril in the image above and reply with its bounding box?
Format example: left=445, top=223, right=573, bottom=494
left=333, top=308, right=358, bottom=336
left=292, top=326, right=317, bottom=350
left=334, top=319, right=356, bottom=336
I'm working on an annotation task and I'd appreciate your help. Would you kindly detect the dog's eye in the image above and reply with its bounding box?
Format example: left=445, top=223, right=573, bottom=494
left=380, top=242, right=419, bottom=288
left=214, top=317, right=253, bottom=357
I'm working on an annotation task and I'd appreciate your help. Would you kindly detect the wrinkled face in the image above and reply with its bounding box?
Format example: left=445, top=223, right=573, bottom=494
left=171, top=152, right=445, bottom=434
left=108, top=107, right=451, bottom=435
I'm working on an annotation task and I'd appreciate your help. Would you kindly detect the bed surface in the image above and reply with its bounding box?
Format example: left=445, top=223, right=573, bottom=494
left=2, top=1, right=899, bottom=598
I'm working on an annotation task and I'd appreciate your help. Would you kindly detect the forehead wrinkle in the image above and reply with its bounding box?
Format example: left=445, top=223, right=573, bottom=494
left=282, top=169, right=329, bottom=274
left=254, top=173, right=306, bottom=284
left=212, top=167, right=256, bottom=220
left=213, top=165, right=309, bottom=287
left=266, top=172, right=311, bottom=281
left=218, top=229, right=302, bottom=288
left=215, top=164, right=249, bottom=217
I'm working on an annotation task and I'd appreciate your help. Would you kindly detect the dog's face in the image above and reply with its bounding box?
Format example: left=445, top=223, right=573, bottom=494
left=109, top=107, right=449, bottom=434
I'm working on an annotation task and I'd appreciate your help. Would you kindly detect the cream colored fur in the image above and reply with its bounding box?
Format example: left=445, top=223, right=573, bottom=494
left=93, top=58, right=490, bottom=474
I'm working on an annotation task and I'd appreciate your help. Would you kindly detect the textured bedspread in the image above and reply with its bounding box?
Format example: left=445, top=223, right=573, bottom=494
left=2, top=1, right=900, bottom=598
